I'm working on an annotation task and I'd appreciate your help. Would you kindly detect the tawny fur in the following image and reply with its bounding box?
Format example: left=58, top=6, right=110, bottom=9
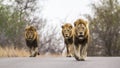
left=73, top=19, right=89, bottom=61
left=25, top=26, right=39, bottom=57
left=62, top=23, right=74, bottom=57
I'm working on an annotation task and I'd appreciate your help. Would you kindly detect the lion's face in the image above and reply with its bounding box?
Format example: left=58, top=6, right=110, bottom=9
left=62, top=23, right=73, bottom=39
left=74, top=19, right=88, bottom=40
left=25, top=26, right=36, bottom=40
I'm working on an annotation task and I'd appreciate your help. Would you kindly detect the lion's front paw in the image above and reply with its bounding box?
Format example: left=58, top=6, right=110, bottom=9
left=74, top=54, right=81, bottom=61
left=80, top=58, right=85, bottom=61
left=66, top=54, right=72, bottom=57
left=29, top=52, right=37, bottom=57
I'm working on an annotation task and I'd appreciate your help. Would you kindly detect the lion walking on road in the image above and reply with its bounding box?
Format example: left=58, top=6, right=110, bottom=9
left=73, top=19, right=89, bottom=61
left=25, top=26, right=39, bottom=57
left=61, top=23, right=74, bottom=57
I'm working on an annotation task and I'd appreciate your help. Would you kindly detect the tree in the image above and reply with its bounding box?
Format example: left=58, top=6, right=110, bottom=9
left=0, top=0, right=46, bottom=49
left=86, top=0, right=120, bottom=56
left=39, top=25, right=65, bottom=55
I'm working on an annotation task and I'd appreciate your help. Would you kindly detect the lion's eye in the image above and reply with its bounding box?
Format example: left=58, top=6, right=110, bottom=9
left=82, top=27, right=84, bottom=30
left=67, top=30, right=70, bottom=31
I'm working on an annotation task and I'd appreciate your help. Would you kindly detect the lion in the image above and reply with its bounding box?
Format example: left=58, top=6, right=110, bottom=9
left=25, top=26, right=39, bottom=57
left=73, top=19, right=89, bottom=61
left=61, top=23, right=74, bottom=57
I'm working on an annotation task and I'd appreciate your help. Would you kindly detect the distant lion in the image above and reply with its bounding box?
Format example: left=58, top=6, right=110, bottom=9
left=25, top=26, right=39, bottom=57
left=73, top=19, right=89, bottom=61
left=61, top=23, right=74, bottom=57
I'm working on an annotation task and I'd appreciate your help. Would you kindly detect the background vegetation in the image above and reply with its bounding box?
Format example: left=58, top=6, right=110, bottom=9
left=86, top=0, right=120, bottom=56
left=0, top=0, right=120, bottom=57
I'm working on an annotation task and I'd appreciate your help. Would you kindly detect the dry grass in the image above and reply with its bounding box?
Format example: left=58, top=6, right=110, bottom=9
left=0, top=46, right=64, bottom=57
left=0, top=46, right=30, bottom=57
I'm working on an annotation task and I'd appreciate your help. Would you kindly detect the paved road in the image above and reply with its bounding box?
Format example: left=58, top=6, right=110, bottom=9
left=0, top=57, right=120, bottom=68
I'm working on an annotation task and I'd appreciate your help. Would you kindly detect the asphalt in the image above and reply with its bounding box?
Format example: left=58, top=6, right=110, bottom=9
left=0, top=57, right=120, bottom=68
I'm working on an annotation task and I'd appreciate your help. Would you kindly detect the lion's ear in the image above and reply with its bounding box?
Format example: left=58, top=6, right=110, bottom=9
left=69, top=25, right=73, bottom=29
left=25, top=27, right=28, bottom=31
left=74, top=22, right=76, bottom=27
left=32, top=27, right=36, bottom=31
left=30, top=26, right=36, bottom=31
left=33, top=28, right=36, bottom=31
left=61, top=25, right=64, bottom=29
left=85, top=21, right=89, bottom=28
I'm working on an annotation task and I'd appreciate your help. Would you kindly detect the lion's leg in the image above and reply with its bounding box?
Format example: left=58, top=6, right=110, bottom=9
left=29, top=47, right=34, bottom=57
left=29, top=48, right=31, bottom=55
left=31, top=47, right=38, bottom=57
left=80, top=44, right=88, bottom=61
left=66, top=45, right=69, bottom=57
left=69, top=44, right=74, bottom=57
left=30, top=47, right=36, bottom=57
left=83, top=45, right=87, bottom=59
left=35, top=47, right=39, bottom=56
left=74, top=45, right=81, bottom=61
left=83, top=44, right=88, bottom=59
left=66, top=45, right=71, bottom=57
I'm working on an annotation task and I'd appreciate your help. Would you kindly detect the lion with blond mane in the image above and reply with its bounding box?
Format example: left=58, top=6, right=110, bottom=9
left=62, top=23, right=74, bottom=57
left=73, top=19, right=89, bottom=61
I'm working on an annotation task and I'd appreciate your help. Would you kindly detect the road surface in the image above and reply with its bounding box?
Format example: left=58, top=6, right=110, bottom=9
left=0, top=57, right=120, bottom=68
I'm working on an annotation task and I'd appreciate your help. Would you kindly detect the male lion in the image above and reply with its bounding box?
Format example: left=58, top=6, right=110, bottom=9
left=62, top=23, right=74, bottom=57
left=73, top=19, right=89, bottom=61
left=25, top=26, right=39, bottom=57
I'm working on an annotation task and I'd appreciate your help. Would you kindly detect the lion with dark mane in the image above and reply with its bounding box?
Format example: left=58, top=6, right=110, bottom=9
left=73, top=19, right=89, bottom=61
left=25, top=26, right=39, bottom=57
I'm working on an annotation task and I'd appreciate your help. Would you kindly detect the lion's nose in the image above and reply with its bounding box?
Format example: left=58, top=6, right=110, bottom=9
left=65, top=34, right=68, bottom=36
left=80, top=32, right=83, bottom=35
